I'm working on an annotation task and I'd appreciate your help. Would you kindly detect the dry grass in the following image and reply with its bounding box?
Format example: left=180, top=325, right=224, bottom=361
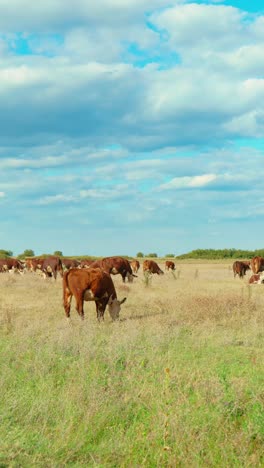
left=0, top=262, right=263, bottom=467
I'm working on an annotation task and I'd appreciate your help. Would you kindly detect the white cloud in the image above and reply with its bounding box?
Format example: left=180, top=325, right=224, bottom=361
left=37, top=194, right=77, bottom=205
left=80, top=185, right=129, bottom=200
left=151, top=4, right=245, bottom=54
left=159, top=174, right=218, bottom=190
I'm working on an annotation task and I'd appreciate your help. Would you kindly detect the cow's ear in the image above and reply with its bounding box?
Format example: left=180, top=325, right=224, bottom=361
left=119, top=297, right=127, bottom=305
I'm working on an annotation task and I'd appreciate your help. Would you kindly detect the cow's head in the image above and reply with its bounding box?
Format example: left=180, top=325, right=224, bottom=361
left=126, top=272, right=137, bottom=282
left=108, top=295, right=127, bottom=320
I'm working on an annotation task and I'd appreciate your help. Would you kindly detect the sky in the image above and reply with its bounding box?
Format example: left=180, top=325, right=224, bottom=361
left=1, top=0, right=264, bottom=257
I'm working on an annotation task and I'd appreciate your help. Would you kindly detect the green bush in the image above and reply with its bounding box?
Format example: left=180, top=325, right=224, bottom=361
left=176, top=248, right=258, bottom=260
left=17, top=249, right=35, bottom=259
left=53, top=251, right=63, bottom=257
left=0, top=249, right=13, bottom=258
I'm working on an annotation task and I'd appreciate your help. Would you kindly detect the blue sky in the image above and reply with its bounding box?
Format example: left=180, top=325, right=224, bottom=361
left=1, top=0, right=264, bottom=256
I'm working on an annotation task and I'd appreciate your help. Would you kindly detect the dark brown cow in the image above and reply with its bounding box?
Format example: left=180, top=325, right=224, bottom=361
left=251, top=256, right=264, bottom=274
left=130, top=259, right=140, bottom=274
left=249, top=273, right=264, bottom=284
left=89, top=257, right=137, bottom=283
left=165, top=260, right=175, bottom=271
left=79, top=259, right=95, bottom=269
left=232, top=260, right=250, bottom=278
left=0, top=258, right=24, bottom=274
left=63, top=268, right=127, bottom=321
left=62, top=258, right=81, bottom=270
left=42, top=256, right=63, bottom=279
left=143, top=259, right=164, bottom=275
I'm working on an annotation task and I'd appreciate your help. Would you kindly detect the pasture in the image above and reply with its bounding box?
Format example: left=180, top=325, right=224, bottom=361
left=0, top=262, right=263, bottom=466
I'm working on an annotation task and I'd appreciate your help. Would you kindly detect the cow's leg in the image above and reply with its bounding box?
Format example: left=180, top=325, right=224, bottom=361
left=96, top=307, right=103, bottom=322
left=53, top=268, right=57, bottom=280
left=96, top=303, right=105, bottom=322
left=63, top=290, right=72, bottom=319
left=75, top=293, right=84, bottom=319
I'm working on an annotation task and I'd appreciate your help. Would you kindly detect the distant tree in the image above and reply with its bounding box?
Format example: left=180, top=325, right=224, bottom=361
left=24, top=249, right=35, bottom=257
left=148, top=253, right=158, bottom=258
left=17, top=249, right=35, bottom=259
left=165, top=254, right=175, bottom=258
left=0, top=249, right=13, bottom=258
left=54, top=250, right=63, bottom=257
left=175, top=248, right=260, bottom=260
left=136, top=252, right=144, bottom=258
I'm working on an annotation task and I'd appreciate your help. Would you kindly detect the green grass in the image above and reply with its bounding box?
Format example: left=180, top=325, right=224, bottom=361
left=0, top=263, right=263, bottom=466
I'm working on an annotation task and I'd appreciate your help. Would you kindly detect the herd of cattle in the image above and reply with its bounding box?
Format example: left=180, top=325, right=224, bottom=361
left=1, top=255, right=263, bottom=321
left=0, top=255, right=174, bottom=321
left=232, top=257, right=264, bottom=283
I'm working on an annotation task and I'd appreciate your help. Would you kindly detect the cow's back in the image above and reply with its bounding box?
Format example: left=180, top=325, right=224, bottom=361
left=64, top=267, right=116, bottom=298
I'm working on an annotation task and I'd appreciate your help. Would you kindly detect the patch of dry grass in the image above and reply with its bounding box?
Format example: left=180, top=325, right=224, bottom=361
left=0, top=263, right=263, bottom=466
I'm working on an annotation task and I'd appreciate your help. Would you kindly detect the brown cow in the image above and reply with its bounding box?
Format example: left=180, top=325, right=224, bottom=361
left=63, top=268, right=127, bottom=321
left=25, top=257, right=45, bottom=272
left=79, top=259, right=95, bottom=269
left=0, top=258, right=24, bottom=274
left=251, top=256, right=264, bottom=274
left=89, top=256, right=137, bottom=283
left=232, top=260, right=250, bottom=278
left=143, top=259, right=164, bottom=275
left=249, top=273, right=264, bottom=284
left=42, top=256, right=63, bottom=279
left=130, top=259, right=140, bottom=274
left=62, top=258, right=81, bottom=270
left=165, top=260, right=175, bottom=271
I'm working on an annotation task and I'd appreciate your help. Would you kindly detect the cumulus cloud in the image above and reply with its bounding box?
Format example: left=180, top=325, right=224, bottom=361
left=159, top=174, right=218, bottom=190
left=0, top=0, right=167, bottom=32
left=37, top=194, right=77, bottom=205
left=1, top=1, right=264, bottom=254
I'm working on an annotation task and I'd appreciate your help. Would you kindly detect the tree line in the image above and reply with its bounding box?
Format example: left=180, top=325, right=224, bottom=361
left=175, top=249, right=264, bottom=260
left=1, top=248, right=263, bottom=260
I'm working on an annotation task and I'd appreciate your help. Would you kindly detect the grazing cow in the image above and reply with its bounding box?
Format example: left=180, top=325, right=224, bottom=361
left=63, top=268, right=127, bottom=321
left=0, top=258, right=24, bottom=274
left=143, top=259, right=164, bottom=275
left=79, top=259, right=95, bottom=269
left=232, top=260, right=250, bottom=278
left=130, top=259, right=140, bottom=274
left=165, top=260, right=175, bottom=271
left=251, top=256, right=264, bottom=274
left=62, top=258, right=81, bottom=270
left=41, top=256, right=63, bottom=279
left=89, top=256, right=137, bottom=283
left=249, top=273, right=264, bottom=284
left=25, top=257, right=45, bottom=272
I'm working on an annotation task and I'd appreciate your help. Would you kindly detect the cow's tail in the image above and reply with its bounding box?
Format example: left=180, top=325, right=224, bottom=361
left=63, top=270, right=71, bottom=293
left=63, top=270, right=72, bottom=304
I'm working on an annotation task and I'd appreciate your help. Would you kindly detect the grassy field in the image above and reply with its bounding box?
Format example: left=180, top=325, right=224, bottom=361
left=0, top=262, right=263, bottom=467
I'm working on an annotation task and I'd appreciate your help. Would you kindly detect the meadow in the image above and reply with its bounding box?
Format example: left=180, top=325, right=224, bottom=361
left=0, top=262, right=263, bottom=467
